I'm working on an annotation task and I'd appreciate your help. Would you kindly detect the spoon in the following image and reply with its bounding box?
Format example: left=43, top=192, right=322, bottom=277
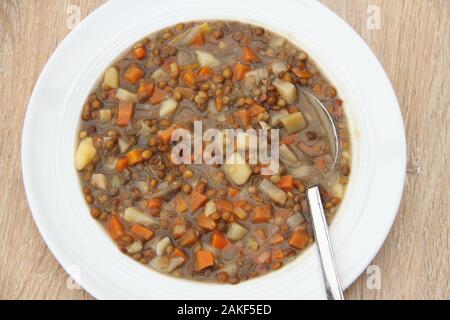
left=301, top=89, right=344, bottom=300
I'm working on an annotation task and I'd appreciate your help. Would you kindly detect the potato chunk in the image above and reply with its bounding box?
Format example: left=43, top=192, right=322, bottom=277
left=222, top=153, right=252, bottom=186
left=280, top=112, right=308, bottom=134
left=75, top=137, right=97, bottom=170
left=101, top=67, right=119, bottom=89
left=273, top=78, right=297, bottom=104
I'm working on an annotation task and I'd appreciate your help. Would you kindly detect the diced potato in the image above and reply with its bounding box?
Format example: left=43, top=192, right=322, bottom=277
left=246, top=239, right=259, bottom=251
left=99, top=109, right=112, bottom=124
left=270, top=109, right=290, bottom=127
left=116, top=88, right=138, bottom=103
left=233, top=207, right=248, bottom=220
left=280, top=112, right=308, bottom=134
left=136, top=181, right=149, bottom=194
left=269, top=36, right=286, bottom=49
left=198, top=22, right=212, bottom=34
left=287, top=213, right=305, bottom=229
left=165, top=257, right=185, bottom=272
left=152, top=68, right=169, bottom=81
left=258, top=179, right=287, bottom=205
left=331, top=182, right=344, bottom=198
left=75, top=137, right=97, bottom=170
left=271, top=62, right=288, bottom=75
left=159, top=98, right=178, bottom=118
left=227, top=223, right=248, bottom=241
left=118, top=138, right=130, bottom=153
left=222, top=153, right=252, bottom=186
left=156, top=237, right=171, bottom=256
left=244, top=68, right=269, bottom=87
left=204, top=200, right=217, bottom=217
left=102, top=67, right=119, bottom=89
left=91, top=173, right=108, bottom=190
left=126, top=240, right=143, bottom=254
left=273, top=78, right=297, bottom=104
left=196, top=50, right=220, bottom=68
left=123, top=207, right=157, bottom=226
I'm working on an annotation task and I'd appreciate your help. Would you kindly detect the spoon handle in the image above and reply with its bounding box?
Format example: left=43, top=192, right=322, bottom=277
left=307, top=186, right=344, bottom=300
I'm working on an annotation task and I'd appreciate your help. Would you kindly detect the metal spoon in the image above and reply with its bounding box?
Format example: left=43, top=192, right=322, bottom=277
left=301, top=89, right=344, bottom=300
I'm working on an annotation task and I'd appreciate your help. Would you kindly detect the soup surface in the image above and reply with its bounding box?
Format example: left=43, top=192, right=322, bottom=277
left=75, top=21, right=351, bottom=284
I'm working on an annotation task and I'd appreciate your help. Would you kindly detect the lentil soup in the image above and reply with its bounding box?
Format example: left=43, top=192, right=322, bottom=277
left=75, top=21, right=351, bottom=284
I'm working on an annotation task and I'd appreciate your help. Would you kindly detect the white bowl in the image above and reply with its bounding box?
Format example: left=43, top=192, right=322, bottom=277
left=22, top=0, right=406, bottom=299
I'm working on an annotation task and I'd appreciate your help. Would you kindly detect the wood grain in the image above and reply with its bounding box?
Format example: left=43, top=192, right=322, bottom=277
left=0, top=0, right=448, bottom=299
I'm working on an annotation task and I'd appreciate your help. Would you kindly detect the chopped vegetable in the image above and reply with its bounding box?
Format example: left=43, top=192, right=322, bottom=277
left=123, top=207, right=157, bottom=226
left=196, top=50, right=220, bottom=68
left=116, top=101, right=134, bottom=127
left=233, top=206, right=248, bottom=220
left=211, top=232, right=230, bottom=249
left=75, top=137, right=97, bottom=170
left=130, top=224, right=155, bottom=240
left=204, top=200, right=217, bottom=217
left=292, top=67, right=313, bottom=79
left=271, top=62, right=288, bottom=75
left=182, top=70, right=197, bottom=86
left=273, top=78, right=297, bottom=104
left=196, top=250, right=215, bottom=271
left=156, top=237, right=172, bottom=255
left=288, top=230, right=310, bottom=249
left=269, top=109, right=289, bottom=127
left=108, top=215, right=124, bottom=240
left=147, top=198, right=163, bottom=209
left=150, top=87, right=166, bottom=105
left=179, top=230, right=199, bottom=247
left=277, top=175, right=295, bottom=191
left=123, top=66, right=144, bottom=85
left=116, top=157, right=128, bottom=172
left=248, top=104, right=266, bottom=117
left=190, top=191, right=209, bottom=212
left=99, top=109, right=112, bottom=123
left=116, top=88, right=138, bottom=103
left=133, top=47, right=147, bottom=60
left=198, top=214, right=216, bottom=231
left=227, top=187, right=239, bottom=197
left=102, top=67, right=119, bottom=89
left=226, top=222, right=248, bottom=241
left=234, top=63, right=250, bottom=81
left=159, top=98, right=178, bottom=118
left=258, top=179, right=287, bottom=205
left=215, top=199, right=233, bottom=212
left=251, top=205, right=272, bottom=223
left=280, top=112, right=307, bottom=134
left=222, top=153, right=252, bottom=186
left=174, top=196, right=188, bottom=213
left=126, top=240, right=143, bottom=254
left=197, top=66, right=214, bottom=80
left=242, top=47, right=259, bottom=62
left=91, top=173, right=108, bottom=190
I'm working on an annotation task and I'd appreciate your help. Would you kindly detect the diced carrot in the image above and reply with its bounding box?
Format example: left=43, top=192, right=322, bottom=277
left=171, top=247, right=187, bottom=262
left=211, top=231, right=230, bottom=249
left=116, top=157, right=129, bottom=172
left=190, top=32, right=205, bottom=46
left=130, top=224, right=154, bottom=240
left=182, top=70, right=197, bottom=86
left=133, top=47, right=147, bottom=60
left=197, top=66, right=214, bottom=80
left=197, top=214, right=216, bottom=231
left=189, top=191, right=209, bottom=212
left=148, top=198, right=163, bottom=209
left=292, top=67, right=313, bottom=79
left=277, top=175, right=295, bottom=191
left=242, top=47, right=259, bottom=62
left=237, top=109, right=251, bottom=127
left=126, top=149, right=144, bottom=166
left=215, top=199, right=233, bottom=213
left=108, top=215, right=124, bottom=240
left=288, top=230, right=310, bottom=249
left=179, top=230, right=199, bottom=247
left=248, top=104, right=265, bottom=117
left=174, top=196, right=188, bottom=213
left=137, top=81, right=154, bottom=99
left=227, top=187, right=239, bottom=198
left=234, top=63, right=250, bottom=81
left=150, top=87, right=166, bottom=105
left=180, top=63, right=200, bottom=71
left=123, top=66, right=144, bottom=85
left=272, top=249, right=284, bottom=260
left=270, top=234, right=285, bottom=245
left=195, top=250, right=215, bottom=271
left=116, top=100, right=134, bottom=127
left=280, top=134, right=298, bottom=145
left=157, top=125, right=176, bottom=144
left=251, top=205, right=272, bottom=223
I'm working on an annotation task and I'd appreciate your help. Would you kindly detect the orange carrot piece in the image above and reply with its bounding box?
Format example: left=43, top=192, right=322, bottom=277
left=174, top=196, right=188, bottom=213
left=215, top=199, right=233, bottom=213
left=147, top=198, right=163, bottom=209
left=195, top=250, right=215, bottom=271
left=248, top=104, right=265, bottom=117
left=126, top=149, right=144, bottom=166
left=234, top=63, right=250, bottom=81
left=123, top=66, right=144, bottom=85
left=171, top=247, right=187, bottom=262
left=288, top=230, right=310, bottom=249
left=280, top=134, right=298, bottom=145
left=242, top=47, right=259, bottom=62
left=189, top=191, right=209, bottom=212
left=182, top=70, right=197, bottom=86
left=133, top=47, right=147, bottom=60
left=157, top=125, right=176, bottom=144
left=179, top=230, right=199, bottom=247
left=150, top=87, right=166, bottom=105
left=197, top=214, right=216, bottom=231
left=227, top=187, right=239, bottom=198
left=270, top=234, right=285, bottom=245
left=116, top=157, right=129, bottom=172
left=237, top=109, right=251, bottom=127
left=108, top=215, right=124, bottom=240
left=272, top=249, right=284, bottom=260
left=211, top=231, right=230, bottom=249
left=251, top=205, right=272, bottom=223
left=190, top=32, right=205, bottom=46
left=277, top=175, right=296, bottom=191
left=116, top=100, right=134, bottom=127
left=197, top=66, right=214, bottom=80
left=292, top=67, right=313, bottom=79
left=130, top=224, right=154, bottom=240
left=137, top=81, right=154, bottom=99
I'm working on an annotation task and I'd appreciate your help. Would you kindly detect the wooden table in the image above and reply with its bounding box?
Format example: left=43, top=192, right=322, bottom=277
left=0, top=0, right=448, bottom=300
